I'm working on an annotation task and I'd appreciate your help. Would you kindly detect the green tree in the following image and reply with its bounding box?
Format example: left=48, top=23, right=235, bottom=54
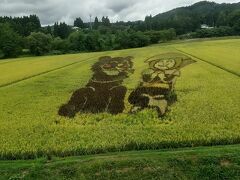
left=68, top=31, right=86, bottom=51
left=52, top=37, right=69, bottom=53
left=128, top=31, right=150, bottom=47
left=27, top=32, right=52, bottom=56
left=145, top=15, right=153, bottom=30
left=93, top=17, right=99, bottom=29
left=46, top=25, right=52, bottom=35
left=115, top=30, right=150, bottom=49
left=74, top=18, right=84, bottom=28
left=228, top=10, right=240, bottom=34
left=0, top=23, right=22, bottom=58
left=98, top=34, right=114, bottom=51
left=102, top=16, right=111, bottom=27
left=53, top=22, right=71, bottom=39
left=85, top=31, right=101, bottom=51
left=216, top=12, right=229, bottom=27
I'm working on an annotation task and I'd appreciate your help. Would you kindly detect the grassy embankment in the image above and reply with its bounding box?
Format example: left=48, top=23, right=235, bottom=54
left=1, top=145, right=240, bottom=179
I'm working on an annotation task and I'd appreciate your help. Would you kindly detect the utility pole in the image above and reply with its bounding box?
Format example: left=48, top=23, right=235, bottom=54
left=89, top=14, right=92, bottom=30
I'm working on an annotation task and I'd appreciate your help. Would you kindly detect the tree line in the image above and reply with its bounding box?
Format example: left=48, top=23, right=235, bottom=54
left=0, top=15, right=176, bottom=58
left=0, top=1, right=239, bottom=59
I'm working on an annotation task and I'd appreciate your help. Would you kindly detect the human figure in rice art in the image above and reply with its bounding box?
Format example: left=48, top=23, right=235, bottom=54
left=128, top=52, right=196, bottom=117
left=59, top=56, right=134, bottom=118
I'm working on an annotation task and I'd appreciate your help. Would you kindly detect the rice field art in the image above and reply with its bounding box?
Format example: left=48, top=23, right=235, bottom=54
left=129, top=53, right=196, bottom=116
left=59, top=53, right=195, bottom=118
left=58, top=56, right=134, bottom=117
left=0, top=38, right=239, bottom=160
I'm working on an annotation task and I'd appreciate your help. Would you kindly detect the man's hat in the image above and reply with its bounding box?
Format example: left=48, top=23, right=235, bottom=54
left=145, top=52, right=196, bottom=70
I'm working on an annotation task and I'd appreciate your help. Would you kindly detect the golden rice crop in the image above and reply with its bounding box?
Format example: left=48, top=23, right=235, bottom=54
left=0, top=38, right=239, bottom=160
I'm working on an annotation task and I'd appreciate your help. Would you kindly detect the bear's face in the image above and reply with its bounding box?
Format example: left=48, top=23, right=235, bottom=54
left=92, top=56, right=134, bottom=81
left=101, top=59, right=132, bottom=76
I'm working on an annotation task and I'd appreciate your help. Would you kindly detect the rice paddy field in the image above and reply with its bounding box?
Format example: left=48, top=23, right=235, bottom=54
left=0, top=38, right=239, bottom=160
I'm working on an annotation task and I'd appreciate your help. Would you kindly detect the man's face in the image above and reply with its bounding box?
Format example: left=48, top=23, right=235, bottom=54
left=153, top=59, right=176, bottom=70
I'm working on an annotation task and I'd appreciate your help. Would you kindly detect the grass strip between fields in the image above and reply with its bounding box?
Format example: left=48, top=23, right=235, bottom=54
left=0, top=144, right=240, bottom=179
left=0, top=56, right=99, bottom=89
left=175, top=48, right=240, bottom=77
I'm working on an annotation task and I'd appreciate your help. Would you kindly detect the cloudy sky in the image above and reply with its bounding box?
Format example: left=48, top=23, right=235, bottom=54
left=0, top=0, right=239, bottom=25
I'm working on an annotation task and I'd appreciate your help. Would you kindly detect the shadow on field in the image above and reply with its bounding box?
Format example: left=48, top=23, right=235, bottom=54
left=58, top=56, right=134, bottom=118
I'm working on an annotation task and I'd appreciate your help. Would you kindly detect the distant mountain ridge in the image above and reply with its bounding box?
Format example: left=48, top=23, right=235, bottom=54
left=150, top=1, right=240, bottom=34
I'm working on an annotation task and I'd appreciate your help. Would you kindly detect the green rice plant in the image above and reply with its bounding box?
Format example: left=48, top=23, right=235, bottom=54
left=0, top=52, right=104, bottom=87
left=0, top=38, right=239, bottom=159
left=172, top=39, right=240, bottom=76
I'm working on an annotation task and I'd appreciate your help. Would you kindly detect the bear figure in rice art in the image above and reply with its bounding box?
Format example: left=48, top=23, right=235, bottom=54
left=128, top=53, right=196, bottom=117
left=59, top=56, right=134, bottom=118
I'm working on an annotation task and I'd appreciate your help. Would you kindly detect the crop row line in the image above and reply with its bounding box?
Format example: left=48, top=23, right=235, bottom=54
left=175, top=48, right=240, bottom=77
left=0, top=56, right=99, bottom=89
left=0, top=57, right=50, bottom=66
